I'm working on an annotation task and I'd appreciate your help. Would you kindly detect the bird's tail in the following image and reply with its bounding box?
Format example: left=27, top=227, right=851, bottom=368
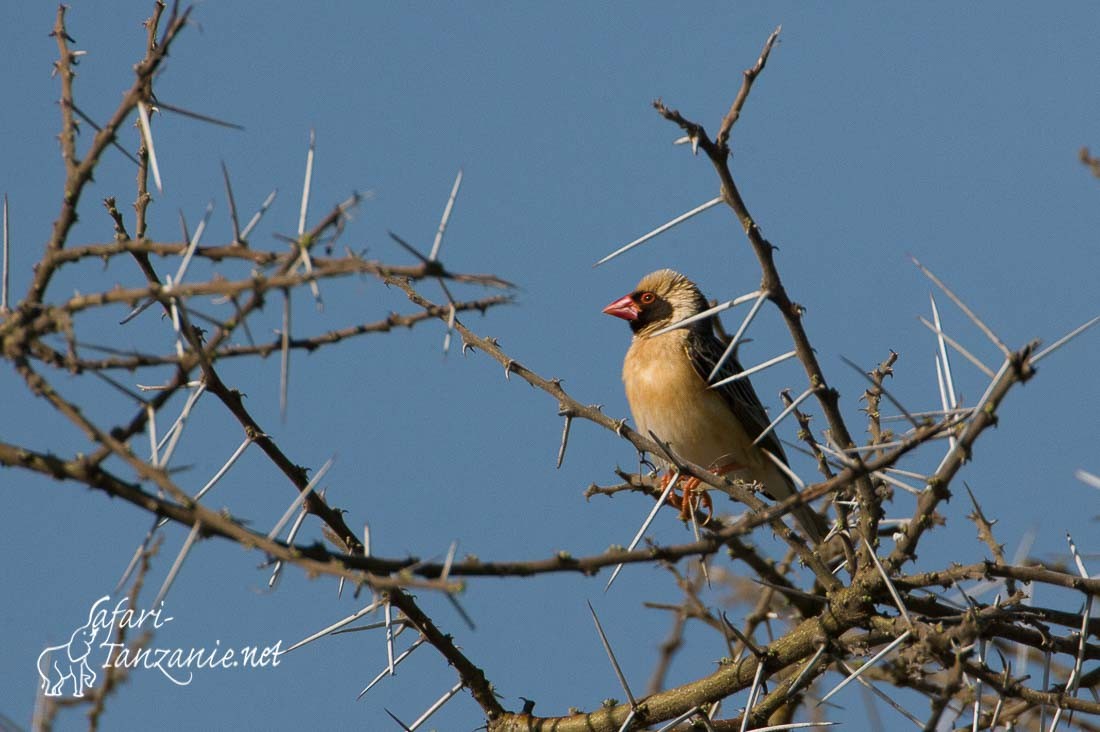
left=709, top=454, right=830, bottom=544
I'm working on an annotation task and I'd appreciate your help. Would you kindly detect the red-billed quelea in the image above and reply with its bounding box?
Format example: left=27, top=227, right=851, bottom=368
left=603, top=269, right=827, bottom=543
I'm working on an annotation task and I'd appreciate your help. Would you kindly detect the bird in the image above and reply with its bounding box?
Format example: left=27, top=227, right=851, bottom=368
left=602, top=269, right=827, bottom=543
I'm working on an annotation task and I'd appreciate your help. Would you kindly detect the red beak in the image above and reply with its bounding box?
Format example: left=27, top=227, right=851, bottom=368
left=602, top=294, right=640, bottom=321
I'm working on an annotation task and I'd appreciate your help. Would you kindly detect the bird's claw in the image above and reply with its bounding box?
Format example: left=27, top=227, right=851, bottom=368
left=661, top=461, right=747, bottom=525
left=662, top=473, right=713, bottom=525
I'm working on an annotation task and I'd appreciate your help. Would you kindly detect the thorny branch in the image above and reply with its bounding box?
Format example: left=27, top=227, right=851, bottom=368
left=389, top=274, right=1095, bottom=730
left=5, top=4, right=514, bottom=726
left=6, top=9, right=1097, bottom=732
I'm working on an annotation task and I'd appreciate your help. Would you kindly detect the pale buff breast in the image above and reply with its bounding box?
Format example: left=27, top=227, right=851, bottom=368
left=623, top=333, right=764, bottom=475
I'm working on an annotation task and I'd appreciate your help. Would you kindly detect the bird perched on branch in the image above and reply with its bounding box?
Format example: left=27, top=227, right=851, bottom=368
left=603, top=269, right=827, bottom=543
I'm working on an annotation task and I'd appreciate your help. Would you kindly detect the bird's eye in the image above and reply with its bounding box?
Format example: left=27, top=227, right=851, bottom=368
left=639, top=292, right=656, bottom=305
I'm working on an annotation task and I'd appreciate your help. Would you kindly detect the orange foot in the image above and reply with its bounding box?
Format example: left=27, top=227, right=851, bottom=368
left=661, top=474, right=714, bottom=523
left=661, top=461, right=745, bottom=524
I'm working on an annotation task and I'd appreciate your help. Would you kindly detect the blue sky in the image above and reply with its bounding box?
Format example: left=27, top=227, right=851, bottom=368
left=2, top=2, right=1098, bottom=730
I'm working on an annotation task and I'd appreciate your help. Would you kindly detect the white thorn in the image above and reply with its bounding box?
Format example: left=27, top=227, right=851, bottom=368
left=710, top=350, right=797, bottom=390
left=267, top=455, right=335, bottom=540
left=407, top=680, right=463, bottom=730
left=929, top=294, right=958, bottom=410
left=136, top=101, right=162, bottom=193
left=1075, top=469, right=1100, bottom=491
left=606, top=471, right=680, bottom=591
left=650, top=290, right=763, bottom=338
left=587, top=601, right=637, bottom=708
left=240, top=189, right=278, bottom=241
left=298, top=129, right=315, bottom=236
left=152, top=521, right=202, bottom=609
left=357, top=637, right=426, bottom=699
left=283, top=600, right=382, bottom=654
left=819, top=630, right=911, bottom=704
left=1, top=193, right=9, bottom=314
left=753, top=386, right=815, bottom=447
left=708, top=290, right=768, bottom=382
left=430, top=169, right=463, bottom=262
left=594, top=196, right=722, bottom=266
left=1031, top=314, right=1100, bottom=365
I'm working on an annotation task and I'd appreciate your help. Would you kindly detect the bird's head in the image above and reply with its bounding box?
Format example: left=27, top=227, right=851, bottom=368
left=602, top=269, right=709, bottom=337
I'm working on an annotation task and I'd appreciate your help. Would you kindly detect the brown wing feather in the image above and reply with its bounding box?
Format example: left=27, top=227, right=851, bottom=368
left=683, top=329, right=789, bottom=465
left=686, top=328, right=830, bottom=543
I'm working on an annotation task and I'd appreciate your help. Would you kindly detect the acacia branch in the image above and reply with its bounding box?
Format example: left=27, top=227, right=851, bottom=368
left=30, top=2, right=191, bottom=305
left=715, top=25, right=781, bottom=150
left=51, top=296, right=510, bottom=372
left=652, top=29, right=878, bottom=567
left=0, top=438, right=446, bottom=592
left=886, top=348, right=1036, bottom=571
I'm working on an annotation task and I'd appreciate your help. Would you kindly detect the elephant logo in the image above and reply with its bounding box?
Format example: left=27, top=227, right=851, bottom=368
left=36, top=596, right=110, bottom=697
